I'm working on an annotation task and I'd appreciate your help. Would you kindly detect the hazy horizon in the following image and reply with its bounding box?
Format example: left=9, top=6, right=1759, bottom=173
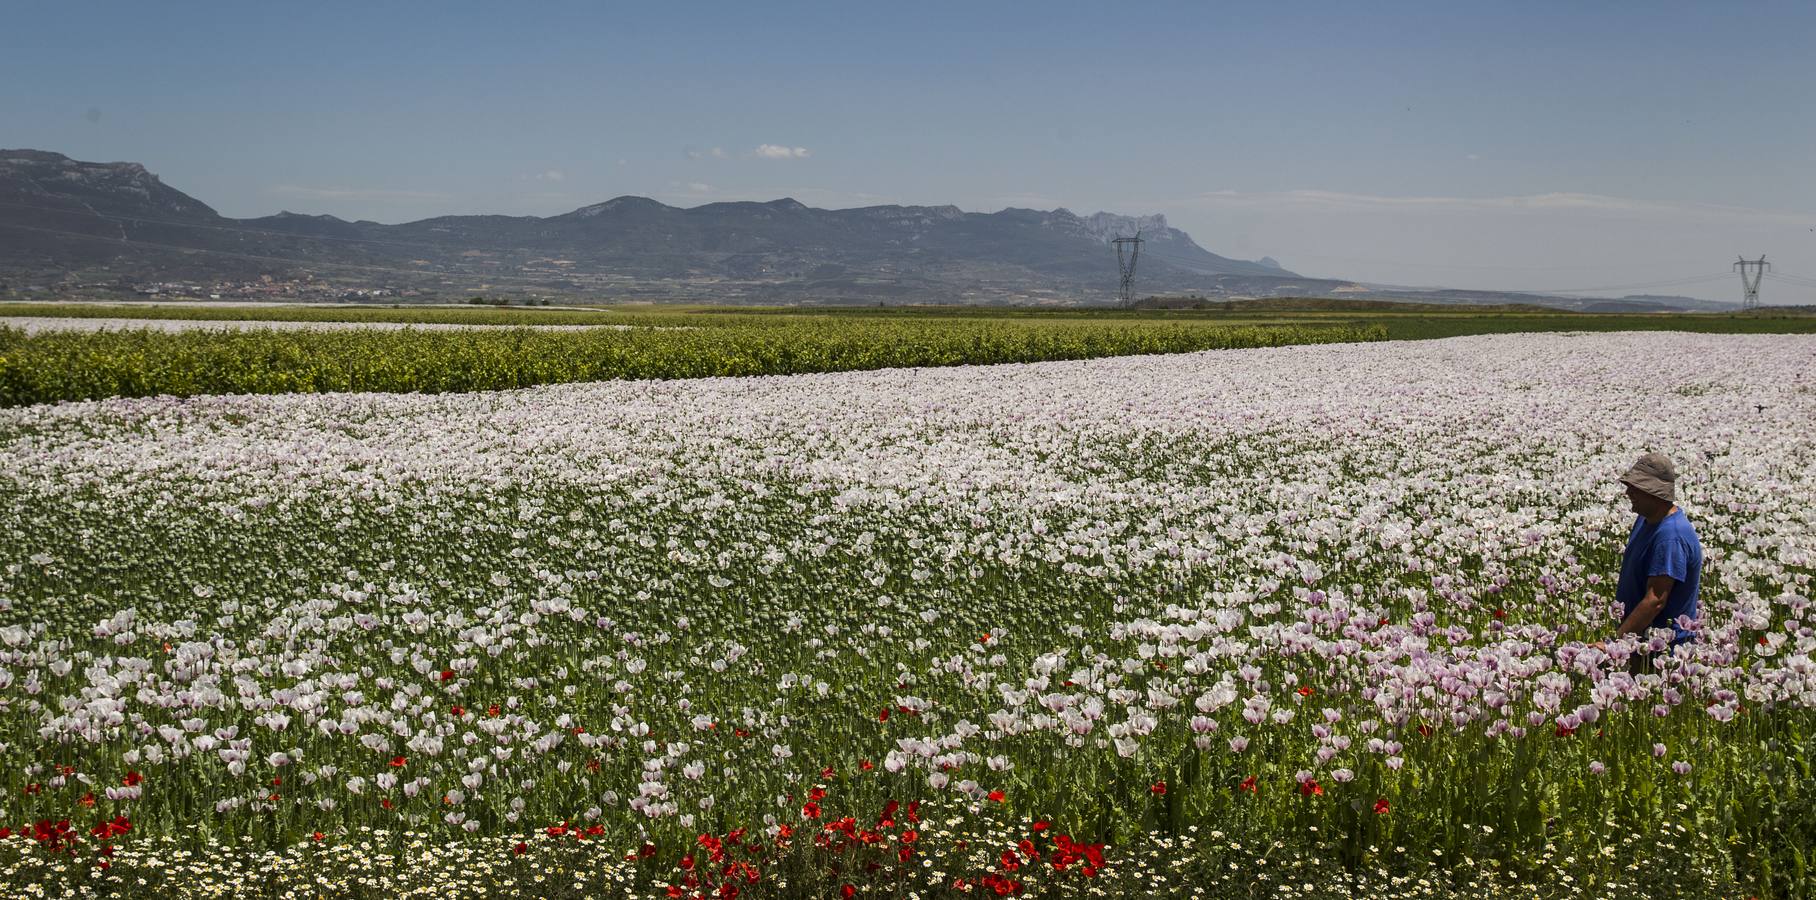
left=6, top=1, right=1814, bottom=303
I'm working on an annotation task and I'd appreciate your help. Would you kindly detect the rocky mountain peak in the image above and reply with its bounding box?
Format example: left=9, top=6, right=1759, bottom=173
left=1081, top=212, right=1171, bottom=244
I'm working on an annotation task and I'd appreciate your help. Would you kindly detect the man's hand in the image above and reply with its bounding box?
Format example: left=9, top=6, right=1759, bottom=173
left=1615, top=575, right=1677, bottom=637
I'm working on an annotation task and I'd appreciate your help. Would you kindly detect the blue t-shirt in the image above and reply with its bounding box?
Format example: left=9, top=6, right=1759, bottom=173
left=1615, top=508, right=1702, bottom=644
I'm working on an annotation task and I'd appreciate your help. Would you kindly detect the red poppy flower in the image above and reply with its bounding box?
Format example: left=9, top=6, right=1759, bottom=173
left=1031, top=820, right=1049, bottom=832
left=1296, top=686, right=1314, bottom=697
left=987, top=790, right=1006, bottom=802
left=1493, top=608, right=1508, bottom=620
left=1555, top=723, right=1576, bottom=738
left=439, top=669, right=455, bottom=682
left=841, top=886, right=856, bottom=899
left=122, top=771, right=143, bottom=787
left=311, top=831, right=324, bottom=842
left=1373, top=798, right=1390, bottom=815
left=451, top=706, right=465, bottom=717
left=801, top=802, right=821, bottom=819
left=389, top=756, right=407, bottom=768
left=859, top=759, right=875, bottom=771
left=878, top=708, right=890, bottom=722
left=1299, top=779, right=1323, bottom=797
left=1239, top=775, right=1258, bottom=793
left=487, top=704, right=501, bottom=717
left=1149, top=781, right=1166, bottom=795
left=513, top=842, right=528, bottom=855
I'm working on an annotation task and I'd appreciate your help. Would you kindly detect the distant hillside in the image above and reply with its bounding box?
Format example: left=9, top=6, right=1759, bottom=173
left=0, top=150, right=1299, bottom=303
left=0, top=150, right=1739, bottom=311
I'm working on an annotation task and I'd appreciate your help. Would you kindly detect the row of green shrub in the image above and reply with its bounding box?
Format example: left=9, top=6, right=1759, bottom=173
left=0, top=319, right=1386, bottom=406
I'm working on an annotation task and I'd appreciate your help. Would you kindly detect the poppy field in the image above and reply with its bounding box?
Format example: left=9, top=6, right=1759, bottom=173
left=0, top=331, right=1813, bottom=898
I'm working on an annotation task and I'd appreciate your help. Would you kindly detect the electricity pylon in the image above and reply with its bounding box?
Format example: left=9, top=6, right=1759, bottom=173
left=1113, top=231, right=1143, bottom=306
left=1734, top=255, right=1769, bottom=310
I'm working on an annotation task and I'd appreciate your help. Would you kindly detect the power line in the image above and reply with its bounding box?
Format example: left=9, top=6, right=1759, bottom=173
left=1130, top=245, right=1734, bottom=296
left=1763, top=271, right=1816, bottom=287
left=1734, top=255, right=1769, bottom=310
left=1111, top=231, right=1143, bottom=306
left=1476, top=272, right=1734, bottom=295
left=1270, top=250, right=1628, bottom=272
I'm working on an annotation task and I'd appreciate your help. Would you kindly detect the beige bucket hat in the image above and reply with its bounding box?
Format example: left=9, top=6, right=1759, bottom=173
left=1620, top=451, right=1677, bottom=503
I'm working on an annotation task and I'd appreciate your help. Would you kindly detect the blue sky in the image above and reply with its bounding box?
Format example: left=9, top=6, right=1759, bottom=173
left=5, top=1, right=1814, bottom=301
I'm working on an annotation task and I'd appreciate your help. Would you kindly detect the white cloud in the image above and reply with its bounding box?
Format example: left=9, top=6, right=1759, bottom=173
left=685, top=147, right=730, bottom=160
left=270, top=185, right=451, bottom=201
left=1182, top=189, right=1814, bottom=225
left=686, top=182, right=713, bottom=193
left=754, top=144, right=811, bottom=160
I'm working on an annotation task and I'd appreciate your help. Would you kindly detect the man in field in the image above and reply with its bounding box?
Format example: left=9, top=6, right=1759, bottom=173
left=1599, top=452, right=1703, bottom=673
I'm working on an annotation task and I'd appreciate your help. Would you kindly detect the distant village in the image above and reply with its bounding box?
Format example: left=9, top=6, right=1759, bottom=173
left=0, top=272, right=586, bottom=306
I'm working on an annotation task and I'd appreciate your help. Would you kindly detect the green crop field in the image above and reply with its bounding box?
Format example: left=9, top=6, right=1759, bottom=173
left=0, top=310, right=1380, bottom=406
left=4, top=300, right=1815, bottom=408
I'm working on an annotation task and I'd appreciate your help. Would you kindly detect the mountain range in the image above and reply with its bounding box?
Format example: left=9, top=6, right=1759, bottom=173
left=0, top=150, right=1314, bottom=303
left=0, top=150, right=1731, bottom=309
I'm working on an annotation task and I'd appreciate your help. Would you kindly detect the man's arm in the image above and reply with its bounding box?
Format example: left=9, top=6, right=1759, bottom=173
left=1615, top=574, right=1676, bottom=636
